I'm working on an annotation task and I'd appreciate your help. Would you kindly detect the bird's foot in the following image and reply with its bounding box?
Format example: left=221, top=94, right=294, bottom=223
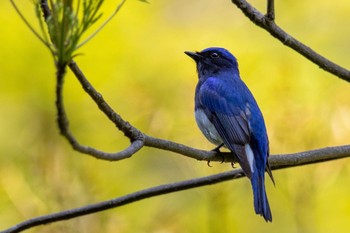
left=207, top=143, right=225, bottom=167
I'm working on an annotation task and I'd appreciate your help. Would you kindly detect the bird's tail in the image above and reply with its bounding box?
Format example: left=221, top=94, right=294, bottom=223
left=251, top=171, right=272, bottom=222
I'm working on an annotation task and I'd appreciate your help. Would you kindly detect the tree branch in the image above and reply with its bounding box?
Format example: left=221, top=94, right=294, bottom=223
left=47, top=0, right=350, bottom=164
left=67, top=60, right=233, bottom=162
left=1, top=144, right=350, bottom=233
left=55, top=58, right=145, bottom=161
left=38, top=0, right=145, bottom=161
left=38, top=0, right=233, bottom=163
left=266, top=0, right=275, bottom=20
left=65, top=61, right=145, bottom=160
left=7, top=1, right=350, bottom=233
left=231, top=0, right=350, bottom=82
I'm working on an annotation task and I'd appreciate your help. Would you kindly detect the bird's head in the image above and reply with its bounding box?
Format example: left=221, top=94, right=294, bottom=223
left=185, top=47, right=239, bottom=77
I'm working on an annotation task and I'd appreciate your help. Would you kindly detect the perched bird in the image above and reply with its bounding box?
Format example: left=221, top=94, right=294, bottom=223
left=185, top=47, right=274, bottom=222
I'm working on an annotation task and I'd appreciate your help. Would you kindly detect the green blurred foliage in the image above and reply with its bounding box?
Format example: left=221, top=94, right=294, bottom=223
left=1, top=0, right=350, bottom=232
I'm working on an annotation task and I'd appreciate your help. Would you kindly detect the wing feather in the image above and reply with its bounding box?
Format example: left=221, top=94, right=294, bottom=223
left=198, top=78, right=254, bottom=177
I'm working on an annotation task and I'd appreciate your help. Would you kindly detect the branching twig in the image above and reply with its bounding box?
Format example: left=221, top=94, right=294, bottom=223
left=231, top=0, right=350, bottom=82
left=1, top=144, right=350, bottom=233
left=67, top=60, right=233, bottom=162
left=64, top=61, right=145, bottom=160
left=6, top=1, right=350, bottom=233
left=43, top=0, right=350, bottom=163
left=266, top=0, right=275, bottom=20
left=56, top=61, right=145, bottom=160
left=41, top=0, right=231, bottom=163
left=37, top=0, right=145, bottom=161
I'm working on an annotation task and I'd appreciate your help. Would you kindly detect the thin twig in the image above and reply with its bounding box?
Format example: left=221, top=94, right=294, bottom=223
left=40, top=0, right=232, bottom=162
left=266, top=0, right=275, bottom=20
left=54, top=60, right=145, bottom=160
left=37, top=1, right=146, bottom=160
left=47, top=0, right=350, bottom=163
left=231, top=0, right=350, bottom=82
left=0, top=170, right=242, bottom=233
left=68, top=60, right=231, bottom=162
left=36, top=0, right=233, bottom=162
left=5, top=1, right=350, bottom=232
left=1, top=144, right=350, bottom=233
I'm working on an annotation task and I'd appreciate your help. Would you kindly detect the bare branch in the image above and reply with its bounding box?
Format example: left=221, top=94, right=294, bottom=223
left=54, top=61, right=145, bottom=160
left=1, top=144, right=349, bottom=233
left=0, top=169, right=242, bottom=233
left=144, top=134, right=236, bottom=162
left=67, top=61, right=142, bottom=141
left=6, top=1, right=350, bottom=233
left=266, top=0, right=275, bottom=20
left=66, top=60, right=232, bottom=162
left=48, top=0, right=350, bottom=165
left=269, top=145, right=350, bottom=168
left=68, top=60, right=232, bottom=162
left=35, top=0, right=232, bottom=162
left=231, top=0, right=350, bottom=82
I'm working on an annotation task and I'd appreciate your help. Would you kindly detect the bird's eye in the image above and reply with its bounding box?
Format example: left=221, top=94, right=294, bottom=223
left=210, top=52, right=219, bottom=58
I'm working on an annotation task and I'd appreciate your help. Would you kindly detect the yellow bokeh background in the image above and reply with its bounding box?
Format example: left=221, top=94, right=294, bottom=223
left=1, top=0, right=350, bottom=232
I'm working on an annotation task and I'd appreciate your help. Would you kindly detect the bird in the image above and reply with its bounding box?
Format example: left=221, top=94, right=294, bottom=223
left=185, top=47, right=274, bottom=222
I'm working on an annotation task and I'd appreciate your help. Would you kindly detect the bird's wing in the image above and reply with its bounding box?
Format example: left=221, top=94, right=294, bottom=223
left=198, top=79, right=254, bottom=177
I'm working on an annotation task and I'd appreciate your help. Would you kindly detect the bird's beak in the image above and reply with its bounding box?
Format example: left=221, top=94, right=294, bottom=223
left=184, top=51, right=203, bottom=61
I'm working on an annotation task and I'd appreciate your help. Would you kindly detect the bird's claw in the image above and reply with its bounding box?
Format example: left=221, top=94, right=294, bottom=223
left=207, top=160, right=212, bottom=167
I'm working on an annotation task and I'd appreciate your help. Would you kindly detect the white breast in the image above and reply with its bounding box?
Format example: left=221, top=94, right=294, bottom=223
left=195, top=109, right=223, bottom=146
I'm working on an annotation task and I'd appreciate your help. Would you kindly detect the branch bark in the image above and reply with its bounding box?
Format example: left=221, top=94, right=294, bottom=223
left=44, top=0, right=350, bottom=164
left=5, top=1, right=350, bottom=233
left=67, top=60, right=233, bottom=162
left=40, top=0, right=232, bottom=163
left=1, top=145, right=350, bottom=233
left=231, top=0, right=350, bottom=82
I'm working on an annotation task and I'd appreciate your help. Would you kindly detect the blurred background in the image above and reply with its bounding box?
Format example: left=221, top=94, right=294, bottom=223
left=1, top=0, right=350, bottom=232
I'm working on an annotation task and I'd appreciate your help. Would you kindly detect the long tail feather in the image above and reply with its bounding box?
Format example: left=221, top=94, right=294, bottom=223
left=251, top=171, right=272, bottom=222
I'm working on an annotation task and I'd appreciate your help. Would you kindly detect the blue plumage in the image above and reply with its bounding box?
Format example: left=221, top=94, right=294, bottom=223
left=185, top=47, right=274, bottom=222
